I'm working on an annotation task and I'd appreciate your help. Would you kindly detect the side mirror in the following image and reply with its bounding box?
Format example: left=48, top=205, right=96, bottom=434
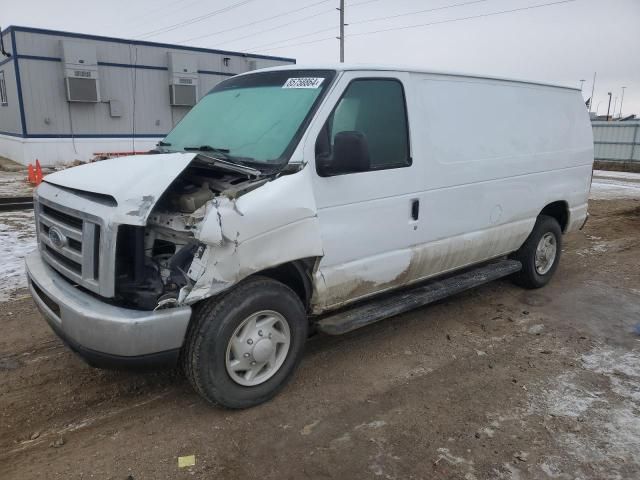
left=317, top=131, right=370, bottom=176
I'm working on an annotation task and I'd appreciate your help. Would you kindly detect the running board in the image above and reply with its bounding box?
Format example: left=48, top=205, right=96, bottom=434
left=315, top=259, right=522, bottom=336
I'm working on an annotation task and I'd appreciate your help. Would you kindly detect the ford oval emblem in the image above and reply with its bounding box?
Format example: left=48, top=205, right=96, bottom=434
left=48, top=226, right=66, bottom=249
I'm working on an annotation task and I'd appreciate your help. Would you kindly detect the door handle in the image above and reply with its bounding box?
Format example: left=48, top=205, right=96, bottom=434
left=411, top=199, right=420, bottom=221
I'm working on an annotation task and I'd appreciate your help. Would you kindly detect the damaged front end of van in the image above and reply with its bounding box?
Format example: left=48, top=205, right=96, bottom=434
left=25, top=151, right=322, bottom=367
left=25, top=68, right=335, bottom=369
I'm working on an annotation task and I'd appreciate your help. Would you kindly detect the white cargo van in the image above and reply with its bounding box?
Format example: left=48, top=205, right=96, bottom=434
left=26, top=65, right=593, bottom=408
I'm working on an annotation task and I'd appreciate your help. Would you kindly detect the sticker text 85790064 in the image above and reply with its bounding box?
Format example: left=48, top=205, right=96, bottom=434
left=282, top=77, right=325, bottom=89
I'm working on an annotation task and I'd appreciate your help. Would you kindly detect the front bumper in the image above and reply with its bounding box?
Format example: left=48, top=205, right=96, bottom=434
left=25, top=251, right=192, bottom=369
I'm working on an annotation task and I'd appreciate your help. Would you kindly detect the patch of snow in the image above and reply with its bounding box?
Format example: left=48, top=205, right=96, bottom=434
left=538, top=372, right=606, bottom=417
left=480, top=426, right=495, bottom=438
left=529, top=346, right=640, bottom=479
left=593, top=170, right=640, bottom=181
left=492, top=462, right=524, bottom=480
left=300, top=419, right=320, bottom=436
left=583, top=348, right=640, bottom=402
left=539, top=459, right=572, bottom=479
left=0, top=210, right=36, bottom=301
left=576, top=242, right=609, bottom=256
left=435, top=447, right=476, bottom=479
left=0, top=171, right=33, bottom=197
left=582, top=347, right=640, bottom=378
left=355, top=420, right=387, bottom=430
left=590, top=179, right=640, bottom=200
left=527, top=324, right=545, bottom=335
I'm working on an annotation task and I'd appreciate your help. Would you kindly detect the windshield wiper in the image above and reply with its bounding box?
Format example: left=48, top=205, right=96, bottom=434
left=196, top=153, right=262, bottom=177
left=157, top=141, right=172, bottom=146
left=183, top=145, right=231, bottom=157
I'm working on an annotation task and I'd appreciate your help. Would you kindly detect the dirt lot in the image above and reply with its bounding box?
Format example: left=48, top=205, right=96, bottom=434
left=1, top=192, right=639, bottom=479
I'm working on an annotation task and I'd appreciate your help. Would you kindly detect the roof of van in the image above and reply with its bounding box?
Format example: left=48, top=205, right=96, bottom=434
left=242, top=63, right=580, bottom=91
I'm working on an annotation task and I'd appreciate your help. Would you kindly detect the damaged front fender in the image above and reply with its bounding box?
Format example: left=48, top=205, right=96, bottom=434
left=182, top=166, right=323, bottom=304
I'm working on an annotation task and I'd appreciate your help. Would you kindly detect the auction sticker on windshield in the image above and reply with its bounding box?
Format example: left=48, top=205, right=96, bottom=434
left=283, top=77, right=324, bottom=89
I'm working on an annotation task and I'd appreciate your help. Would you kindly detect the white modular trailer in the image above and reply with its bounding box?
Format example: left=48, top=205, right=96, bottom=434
left=0, top=26, right=295, bottom=166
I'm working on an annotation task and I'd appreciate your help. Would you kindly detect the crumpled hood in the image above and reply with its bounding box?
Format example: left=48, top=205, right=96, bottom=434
left=44, top=152, right=197, bottom=224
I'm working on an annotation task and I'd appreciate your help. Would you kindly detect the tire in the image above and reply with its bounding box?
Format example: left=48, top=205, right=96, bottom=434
left=182, top=276, right=308, bottom=409
left=511, top=215, right=562, bottom=289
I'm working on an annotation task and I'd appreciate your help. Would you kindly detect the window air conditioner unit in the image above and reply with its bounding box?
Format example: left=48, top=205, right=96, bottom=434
left=168, top=52, right=198, bottom=107
left=61, top=40, right=100, bottom=103
left=169, top=79, right=197, bottom=107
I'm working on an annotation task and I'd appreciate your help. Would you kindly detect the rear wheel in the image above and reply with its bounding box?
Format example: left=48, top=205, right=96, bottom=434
left=182, top=276, right=308, bottom=408
left=511, top=215, right=562, bottom=289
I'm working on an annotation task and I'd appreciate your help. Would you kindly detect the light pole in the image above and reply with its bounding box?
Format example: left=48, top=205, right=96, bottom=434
left=606, top=92, right=612, bottom=121
left=588, top=72, right=597, bottom=114
left=619, top=86, right=627, bottom=119
left=579, top=79, right=586, bottom=92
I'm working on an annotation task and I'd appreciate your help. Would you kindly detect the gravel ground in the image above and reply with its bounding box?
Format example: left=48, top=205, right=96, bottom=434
left=0, top=179, right=639, bottom=479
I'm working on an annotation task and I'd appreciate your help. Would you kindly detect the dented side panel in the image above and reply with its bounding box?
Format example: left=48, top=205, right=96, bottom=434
left=182, top=166, right=323, bottom=303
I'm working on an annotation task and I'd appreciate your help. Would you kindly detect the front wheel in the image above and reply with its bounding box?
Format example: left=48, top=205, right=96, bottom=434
left=182, top=276, right=308, bottom=408
left=511, top=215, right=562, bottom=289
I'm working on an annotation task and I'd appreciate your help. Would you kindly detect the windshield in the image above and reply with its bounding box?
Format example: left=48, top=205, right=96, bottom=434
left=161, top=70, right=336, bottom=168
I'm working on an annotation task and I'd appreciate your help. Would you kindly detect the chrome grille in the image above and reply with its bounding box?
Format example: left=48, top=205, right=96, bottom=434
left=36, top=201, right=102, bottom=294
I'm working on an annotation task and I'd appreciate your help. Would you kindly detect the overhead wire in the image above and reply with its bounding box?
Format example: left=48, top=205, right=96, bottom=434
left=348, top=0, right=578, bottom=37
left=349, top=0, right=494, bottom=26
left=229, top=0, right=496, bottom=50
left=136, top=0, right=258, bottom=39
left=241, top=0, right=496, bottom=51
left=244, top=25, right=338, bottom=52
left=201, top=7, right=337, bottom=47
left=177, top=0, right=333, bottom=44
left=250, top=0, right=579, bottom=52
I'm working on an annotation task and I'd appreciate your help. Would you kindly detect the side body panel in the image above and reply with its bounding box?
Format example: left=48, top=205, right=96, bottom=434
left=306, top=71, right=423, bottom=311
left=307, top=71, right=593, bottom=312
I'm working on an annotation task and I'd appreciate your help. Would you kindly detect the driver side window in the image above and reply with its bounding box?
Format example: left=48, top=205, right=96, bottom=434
left=316, top=78, right=410, bottom=176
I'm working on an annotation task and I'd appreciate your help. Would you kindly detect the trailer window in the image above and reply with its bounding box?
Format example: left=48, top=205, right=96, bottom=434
left=0, top=71, right=7, bottom=106
left=316, top=78, right=410, bottom=175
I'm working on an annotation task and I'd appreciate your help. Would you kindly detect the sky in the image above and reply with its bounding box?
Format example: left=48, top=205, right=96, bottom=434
left=3, top=0, right=640, bottom=116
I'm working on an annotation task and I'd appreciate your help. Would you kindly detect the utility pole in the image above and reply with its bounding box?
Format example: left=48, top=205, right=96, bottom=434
left=619, top=86, right=627, bottom=119
left=338, top=0, right=345, bottom=62
left=588, top=72, right=596, bottom=114
left=606, top=92, right=612, bottom=121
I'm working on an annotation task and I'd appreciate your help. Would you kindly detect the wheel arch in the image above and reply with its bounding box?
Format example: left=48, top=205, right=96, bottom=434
left=539, top=200, right=569, bottom=233
left=255, top=258, right=317, bottom=311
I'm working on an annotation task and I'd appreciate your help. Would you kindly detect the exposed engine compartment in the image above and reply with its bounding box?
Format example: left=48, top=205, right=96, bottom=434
left=113, top=160, right=266, bottom=310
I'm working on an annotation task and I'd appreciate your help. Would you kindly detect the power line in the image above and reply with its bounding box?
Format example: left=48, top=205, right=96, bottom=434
left=208, top=7, right=336, bottom=47
left=348, top=0, right=578, bottom=37
left=136, top=0, right=258, bottom=39
left=252, top=0, right=579, bottom=52
left=245, top=25, right=338, bottom=51
left=350, top=0, right=495, bottom=26
left=347, top=0, right=383, bottom=7
left=246, top=0, right=480, bottom=51
left=255, top=35, right=337, bottom=52
left=177, top=0, right=333, bottom=44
